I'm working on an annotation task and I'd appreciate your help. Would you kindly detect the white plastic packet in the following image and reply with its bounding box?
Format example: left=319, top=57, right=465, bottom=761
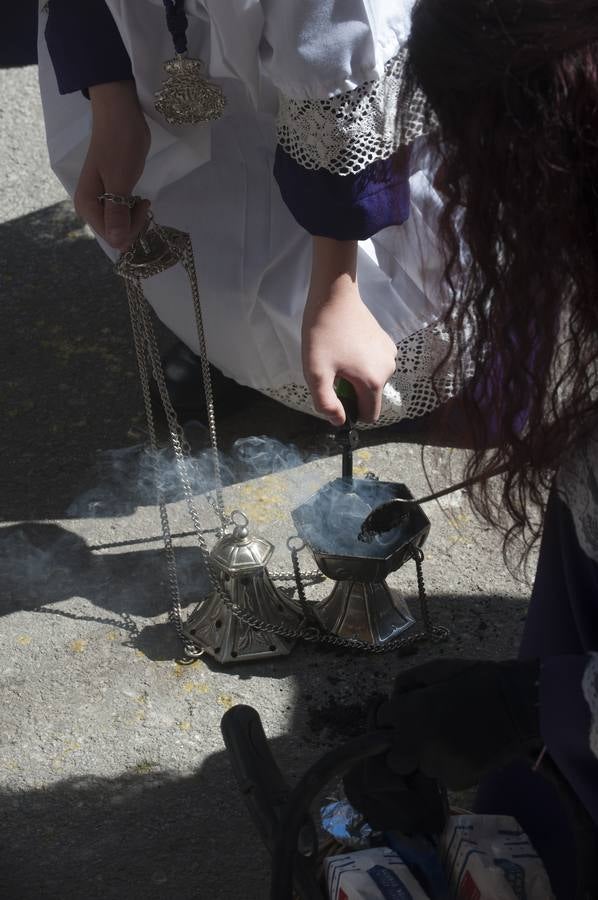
left=441, top=815, right=555, bottom=900
left=326, top=847, right=432, bottom=899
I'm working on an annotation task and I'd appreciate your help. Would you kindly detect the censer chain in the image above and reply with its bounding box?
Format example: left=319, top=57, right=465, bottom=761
left=123, top=224, right=447, bottom=657
left=205, top=545, right=449, bottom=654
left=127, top=286, right=202, bottom=657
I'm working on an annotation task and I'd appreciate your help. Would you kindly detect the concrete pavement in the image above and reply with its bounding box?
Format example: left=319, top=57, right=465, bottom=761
left=0, top=67, right=532, bottom=900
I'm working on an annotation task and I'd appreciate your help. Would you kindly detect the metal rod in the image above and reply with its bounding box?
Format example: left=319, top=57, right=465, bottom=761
left=360, top=464, right=509, bottom=539
left=342, top=440, right=353, bottom=480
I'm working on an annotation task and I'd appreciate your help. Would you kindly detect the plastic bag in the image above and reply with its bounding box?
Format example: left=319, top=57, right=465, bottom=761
left=326, top=847, right=432, bottom=899
left=441, top=815, right=555, bottom=900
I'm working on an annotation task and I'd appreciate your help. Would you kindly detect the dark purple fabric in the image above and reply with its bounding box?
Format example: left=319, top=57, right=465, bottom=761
left=274, top=146, right=411, bottom=241
left=162, top=0, right=188, bottom=55
left=45, top=0, right=133, bottom=95
left=522, top=490, right=598, bottom=659
left=476, top=489, right=598, bottom=899
left=45, top=2, right=408, bottom=243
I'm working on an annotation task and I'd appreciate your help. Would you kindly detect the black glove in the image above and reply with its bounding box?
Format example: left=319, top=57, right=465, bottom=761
left=344, top=761, right=449, bottom=834
left=344, top=658, right=541, bottom=831
left=381, top=658, right=541, bottom=788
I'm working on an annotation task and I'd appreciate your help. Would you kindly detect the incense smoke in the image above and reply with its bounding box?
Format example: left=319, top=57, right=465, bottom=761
left=66, top=436, right=318, bottom=518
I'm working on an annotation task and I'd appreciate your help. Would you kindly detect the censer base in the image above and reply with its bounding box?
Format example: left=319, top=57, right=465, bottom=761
left=183, top=591, right=295, bottom=665
left=314, top=580, right=415, bottom=647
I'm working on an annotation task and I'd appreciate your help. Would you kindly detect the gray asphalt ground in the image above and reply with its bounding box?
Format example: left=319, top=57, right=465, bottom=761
left=0, top=67, right=532, bottom=899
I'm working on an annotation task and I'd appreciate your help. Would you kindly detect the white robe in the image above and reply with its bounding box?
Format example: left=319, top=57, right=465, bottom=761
left=37, top=0, right=449, bottom=424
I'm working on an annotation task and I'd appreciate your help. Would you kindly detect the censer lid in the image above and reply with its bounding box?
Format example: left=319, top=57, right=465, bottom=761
left=115, top=219, right=188, bottom=280
left=210, top=511, right=274, bottom=575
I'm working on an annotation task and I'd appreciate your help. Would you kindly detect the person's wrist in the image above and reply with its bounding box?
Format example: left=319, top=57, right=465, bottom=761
left=308, top=237, right=358, bottom=312
left=89, top=80, right=140, bottom=116
left=306, top=277, right=361, bottom=315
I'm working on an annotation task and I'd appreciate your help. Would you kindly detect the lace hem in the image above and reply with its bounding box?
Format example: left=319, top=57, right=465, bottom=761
left=264, top=325, right=455, bottom=428
left=277, top=48, right=435, bottom=175
left=557, top=429, right=598, bottom=564
left=583, top=654, right=598, bottom=760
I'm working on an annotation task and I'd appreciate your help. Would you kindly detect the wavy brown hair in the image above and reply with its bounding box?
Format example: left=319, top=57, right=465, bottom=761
left=407, top=0, right=598, bottom=563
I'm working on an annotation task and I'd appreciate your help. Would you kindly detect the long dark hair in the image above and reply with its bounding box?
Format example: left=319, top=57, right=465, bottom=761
left=407, top=0, right=598, bottom=563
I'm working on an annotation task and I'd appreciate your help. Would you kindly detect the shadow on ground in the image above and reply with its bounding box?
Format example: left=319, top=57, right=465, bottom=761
left=0, top=521, right=211, bottom=637
left=0, top=202, right=349, bottom=523
left=0, top=4, right=37, bottom=69
left=0, top=518, right=527, bottom=658
left=0, top=754, right=273, bottom=900
left=1, top=202, right=143, bottom=521
left=0, top=586, right=527, bottom=900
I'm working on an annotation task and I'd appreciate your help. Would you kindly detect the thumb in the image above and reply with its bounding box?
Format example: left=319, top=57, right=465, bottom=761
left=103, top=200, right=133, bottom=250
left=309, top=372, right=347, bottom=426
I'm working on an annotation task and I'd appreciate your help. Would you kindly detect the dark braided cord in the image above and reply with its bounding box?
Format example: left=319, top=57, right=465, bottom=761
left=162, top=0, right=189, bottom=55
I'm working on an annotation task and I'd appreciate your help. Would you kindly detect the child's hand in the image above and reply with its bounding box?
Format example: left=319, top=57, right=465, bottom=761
left=303, top=238, right=397, bottom=426
left=75, top=81, right=151, bottom=251
left=302, top=279, right=397, bottom=426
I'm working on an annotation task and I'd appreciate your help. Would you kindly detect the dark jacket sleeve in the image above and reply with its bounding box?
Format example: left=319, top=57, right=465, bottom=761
left=523, top=488, right=598, bottom=827
left=274, top=146, right=411, bottom=242
left=540, top=655, right=598, bottom=826
left=45, top=0, right=133, bottom=95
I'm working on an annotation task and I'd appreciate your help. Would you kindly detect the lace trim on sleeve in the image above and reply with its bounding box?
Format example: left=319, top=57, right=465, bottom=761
left=264, top=324, right=456, bottom=427
left=583, top=654, right=598, bottom=760
left=277, top=48, right=436, bottom=176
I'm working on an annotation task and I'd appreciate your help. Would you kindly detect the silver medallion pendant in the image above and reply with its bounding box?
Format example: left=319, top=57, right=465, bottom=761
left=155, top=55, right=226, bottom=125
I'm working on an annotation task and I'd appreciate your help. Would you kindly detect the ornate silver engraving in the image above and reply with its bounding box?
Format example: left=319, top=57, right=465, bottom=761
left=155, top=56, right=227, bottom=126
left=183, top=517, right=302, bottom=664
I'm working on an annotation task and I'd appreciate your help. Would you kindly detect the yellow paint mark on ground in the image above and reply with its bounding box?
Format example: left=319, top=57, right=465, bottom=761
left=173, top=660, right=205, bottom=677
left=70, top=640, right=88, bottom=653
left=450, top=511, right=470, bottom=525
left=356, top=449, right=372, bottom=461
left=132, top=760, right=158, bottom=775
left=217, top=694, right=234, bottom=710
left=237, top=473, right=291, bottom=526
left=51, top=741, right=82, bottom=769
left=178, top=721, right=191, bottom=732
left=182, top=681, right=209, bottom=695
left=123, top=693, right=148, bottom=725
left=106, top=630, right=120, bottom=642
left=17, top=635, right=32, bottom=647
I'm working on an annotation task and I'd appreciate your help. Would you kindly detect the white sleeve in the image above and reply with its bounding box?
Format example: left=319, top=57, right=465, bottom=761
left=260, top=0, right=432, bottom=175
left=260, top=0, right=414, bottom=99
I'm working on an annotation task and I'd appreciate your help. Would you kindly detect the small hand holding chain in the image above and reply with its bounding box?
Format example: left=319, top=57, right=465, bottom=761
left=115, top=211, right=448, bottom=658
